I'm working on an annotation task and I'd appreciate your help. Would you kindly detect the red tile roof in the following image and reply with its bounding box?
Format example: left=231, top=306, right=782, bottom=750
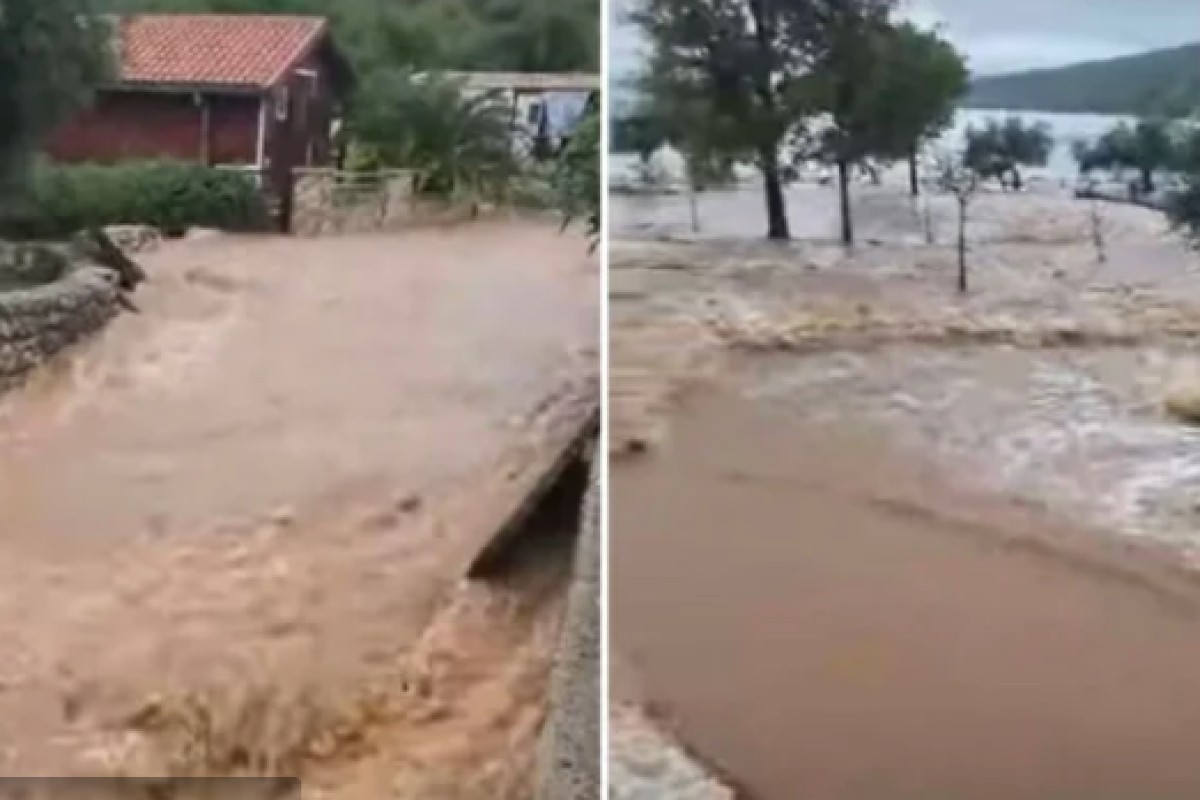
left=116, top=14, right=328, bottom=89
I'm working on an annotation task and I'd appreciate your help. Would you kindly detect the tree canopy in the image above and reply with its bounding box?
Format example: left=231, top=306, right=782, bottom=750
left=964, top=117, right=1054, bottom=190
left=0, top=0, right=111, bottom=189
left=558, top=104, right=600, bottom=245
left=794, top=0, right=898, bottom=244
left=631, top=0, right=849, bottom=240
left=632, top=0, right=956, bottom=241
left=1163, top=128, right=1200, bottom=247
left=630, top=0, right=968, bottom=243
left=801, top=16, right=965, bottom=240
left=855, top=22, right=967, bottom=195
left=1075, top=119, right=1180, bottom=193
left=96, top=0, right=599, bottom=75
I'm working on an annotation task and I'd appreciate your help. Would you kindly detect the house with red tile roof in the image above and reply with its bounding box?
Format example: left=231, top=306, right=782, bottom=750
left=47, top=14, right=353, bottom=223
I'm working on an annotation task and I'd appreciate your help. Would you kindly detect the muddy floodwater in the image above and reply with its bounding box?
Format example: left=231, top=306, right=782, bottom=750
left=614, top=390, right=1200, bottom=800
left=741, top=346, right=1200, bottom=554
left=610, top=184, right=1200, bottom=797
left=0, top=221, right=597, bottom=793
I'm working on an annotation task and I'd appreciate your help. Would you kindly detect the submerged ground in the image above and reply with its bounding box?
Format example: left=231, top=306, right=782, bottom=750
left=0, top=221, right=598, bottom=795
left=610, top=179, right=1200, bottom=798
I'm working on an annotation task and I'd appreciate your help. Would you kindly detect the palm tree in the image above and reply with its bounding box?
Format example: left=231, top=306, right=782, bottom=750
left=349, top=70, right=519, bottom=202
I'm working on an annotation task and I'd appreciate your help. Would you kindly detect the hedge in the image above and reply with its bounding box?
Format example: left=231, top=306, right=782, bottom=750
left=0, top=160, right=270, bottom=239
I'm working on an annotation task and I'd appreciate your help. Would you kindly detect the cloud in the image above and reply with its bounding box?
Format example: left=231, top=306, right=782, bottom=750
left=609, top=0, right=1200, bottom=89
left=960, top=33, right=1142, bottom=75
left=898, top=0, right=948, bottom=32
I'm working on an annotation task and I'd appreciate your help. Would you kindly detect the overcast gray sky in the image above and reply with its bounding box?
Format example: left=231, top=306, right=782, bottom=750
left=611, top=0, right=1200, bottom=97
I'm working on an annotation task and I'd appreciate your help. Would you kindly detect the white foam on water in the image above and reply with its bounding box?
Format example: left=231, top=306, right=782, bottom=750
left=749, top=348, right=1200, bottom=555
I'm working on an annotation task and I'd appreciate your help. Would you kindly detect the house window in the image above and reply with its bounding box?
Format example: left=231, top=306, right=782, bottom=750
left=527, top=101, right=542, bottom=126
left=274, top=86, right=289, bottom=121
left=297, top=68, right=319, bottom=98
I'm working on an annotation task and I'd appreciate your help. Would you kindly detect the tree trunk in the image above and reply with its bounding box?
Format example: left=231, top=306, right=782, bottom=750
left=957, top=200, right=968, bottom=294
left=921, top=190, right=935, bottom=245
left=1091, top=201, right=1107, bottom=264
left=837, top=158, right=854, bottom=246
left=1141, top=168, right=1155, bottom=195
left=1011, top=168, right=1023, bottom=192
left=908, top=149, right=920, bottom=197
left=761, top=149, right=790, bottom=241
left=687, top=180, right=701, bottom=233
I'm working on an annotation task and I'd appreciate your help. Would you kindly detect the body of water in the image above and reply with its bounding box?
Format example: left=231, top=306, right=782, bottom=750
left=612, top=108, right=1134, bottom=185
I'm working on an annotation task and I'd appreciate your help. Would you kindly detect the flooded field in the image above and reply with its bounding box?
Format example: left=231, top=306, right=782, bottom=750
left=0, top=221, right=597, bottom=792
left=611, top=186, right=1200, bottom=553
left=742, top=346, right=1200, bottom=554
left=610, top=185, right=1200, bottom=797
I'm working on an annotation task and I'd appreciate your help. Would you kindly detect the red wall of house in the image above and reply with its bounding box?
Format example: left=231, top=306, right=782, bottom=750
left=208, top=95, right=262, bottom=165
left=47, top=91, right=261, bottom=166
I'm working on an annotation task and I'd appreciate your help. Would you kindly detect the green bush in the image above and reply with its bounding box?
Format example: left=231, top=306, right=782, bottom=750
left=0, top=160, right=269, bottom=239
left=557, top=109, right=600, bottom=243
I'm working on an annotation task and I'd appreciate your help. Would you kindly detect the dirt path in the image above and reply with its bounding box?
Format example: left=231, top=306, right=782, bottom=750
left=0, top=221, right=597, bottom=787
left=614, top=390, right=1200, bottom=800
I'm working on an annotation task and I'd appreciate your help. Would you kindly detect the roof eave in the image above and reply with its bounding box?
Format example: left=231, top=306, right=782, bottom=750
left=104, top=81, right=268, bottom=95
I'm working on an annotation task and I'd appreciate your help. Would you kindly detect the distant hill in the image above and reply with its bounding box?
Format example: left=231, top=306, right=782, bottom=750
left=966, top=43, right=1200, bottom=116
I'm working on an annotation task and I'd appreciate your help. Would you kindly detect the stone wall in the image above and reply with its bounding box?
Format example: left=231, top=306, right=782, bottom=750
left=534, top=450, right=600, bottom=800
left=291, top=168, right=486, bottom=236
left=0, top=244, right=122, bottom=385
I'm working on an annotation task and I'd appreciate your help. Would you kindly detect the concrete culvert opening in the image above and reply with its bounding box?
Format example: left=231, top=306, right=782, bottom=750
left=468, top=408, right=599, bottom=579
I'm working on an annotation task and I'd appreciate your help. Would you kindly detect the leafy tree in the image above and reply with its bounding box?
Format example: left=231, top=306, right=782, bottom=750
left=610, top=113, right=668, bottom=160
left=767, top=15, right=963, bottom=245
left=347, top=70, right=518, bottom=200
left=867, top=23, right=967, bottom=197
left=558, top=104, right=600, bottom=247
left=467, top=0, right=599, bottom=73
left=795, top=16, right=964, bottom=244
left=1167, top=128, right=1200, bottom=248
left=631, top=0, right=851, bottom=240
left=1072, top=138, right=1102, bottom=175
left=634, top=51, right=734, bottom=231
left=1169, top=181, right=1200, bottom=248
left=0, top=0, right=110, bottom=190
left=794, top=0, right=898, bottom=246
left=1075, top=119, right=1175, bottom=194
left=1175, top=127, right=1200, bottom=174
left=964, top=117, right=1053, bottom=191
left=1130, top=119, right=1175, bottom=188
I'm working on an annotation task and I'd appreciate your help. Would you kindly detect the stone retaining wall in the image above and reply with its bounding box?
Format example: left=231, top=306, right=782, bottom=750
left=534, top=449, right=600, bottom=800
left=0, top=262, right=121, bottom=385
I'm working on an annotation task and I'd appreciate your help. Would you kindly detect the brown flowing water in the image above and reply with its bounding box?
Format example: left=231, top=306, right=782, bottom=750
left=613, top=390, right=1200, bottom=800
left=610, top=185, right=1200, bottom=798
left=0, top=221, right=597, bottom=792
